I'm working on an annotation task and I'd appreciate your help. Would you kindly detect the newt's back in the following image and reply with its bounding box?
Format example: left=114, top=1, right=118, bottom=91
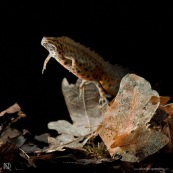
left=41, top=36, right=129, bottom=100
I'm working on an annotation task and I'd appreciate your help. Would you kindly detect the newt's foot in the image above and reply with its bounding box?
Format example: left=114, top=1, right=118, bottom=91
left=42, top=54, right=52, bottom=74
left=98, top=96, right=109, bottom=107
left=69, top=66, right=80, bottom=74
left=69, top=65, right=75, bottom=73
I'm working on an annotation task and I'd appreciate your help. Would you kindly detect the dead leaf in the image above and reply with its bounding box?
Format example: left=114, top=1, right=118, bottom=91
left=162, top=124, right=173, bottom=153
left=35, top=133, right=49, bottom=144
left=159, top=96, right=171, bottom=105
left=46, top=135, right=84, bottom=152
left=160, top=103, right=173, bottom=153
left=97, top=73, right=169, bottom=162
left=0, top=142, right=19, bottom=164
left=0, top=127, right=21, bottom=144
left=61, top=77, right=107, bottom=126
left=47, top=78, right=105, bottom=151
left=160, top=103, right=173, bottom=117
left=0, top=103, right=21, bottom=117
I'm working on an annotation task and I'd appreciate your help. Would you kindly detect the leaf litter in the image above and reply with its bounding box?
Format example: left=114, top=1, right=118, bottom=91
left=47, top=78, right=106, bottom=152
left=97, top=74, right=169, bottom=162
left=1, top=73, right=173, bottom=172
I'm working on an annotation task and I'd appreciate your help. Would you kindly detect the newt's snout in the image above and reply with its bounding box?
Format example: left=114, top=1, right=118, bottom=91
left=41, top=36, right=48, bottom=46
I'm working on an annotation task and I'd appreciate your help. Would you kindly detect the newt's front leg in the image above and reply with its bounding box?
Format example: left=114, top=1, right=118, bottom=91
left=42, top=54, right=52, bottom=74
left=65, top=56, right=80, bottom=74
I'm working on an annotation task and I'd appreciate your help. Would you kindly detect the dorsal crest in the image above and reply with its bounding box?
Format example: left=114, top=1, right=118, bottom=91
left=57, top=36, right=110, bottom=65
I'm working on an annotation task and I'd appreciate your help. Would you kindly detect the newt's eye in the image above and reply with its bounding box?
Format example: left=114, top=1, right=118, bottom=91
left=47, top=43, right=56, bottom=52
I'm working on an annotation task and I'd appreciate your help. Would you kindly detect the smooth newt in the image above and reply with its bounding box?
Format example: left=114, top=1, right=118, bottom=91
left=41, top=36, right=129, bottom=105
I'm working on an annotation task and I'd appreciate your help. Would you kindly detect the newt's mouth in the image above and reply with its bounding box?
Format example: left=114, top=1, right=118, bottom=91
left=41, top=36, right=48, bottom=45
left=41, top=37, right=57, bottom=53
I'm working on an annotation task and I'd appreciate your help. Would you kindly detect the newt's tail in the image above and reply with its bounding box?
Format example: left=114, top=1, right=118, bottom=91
left=101, top=63, right=130, bottom=96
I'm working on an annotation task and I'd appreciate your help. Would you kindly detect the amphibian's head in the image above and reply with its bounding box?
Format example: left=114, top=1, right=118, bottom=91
left=41, top=37, right=63, bottom=57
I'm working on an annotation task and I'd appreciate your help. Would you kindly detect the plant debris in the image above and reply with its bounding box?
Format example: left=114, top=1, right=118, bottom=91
left=97, top=74, right=169, bottom=162
left=0, top=74, right=173, bottom=172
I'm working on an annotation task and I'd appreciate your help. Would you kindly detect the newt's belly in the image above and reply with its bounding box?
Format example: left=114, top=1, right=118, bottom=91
left=74, top=69, right=102, bottom=82
left=100, top=78, right=121, bottom=96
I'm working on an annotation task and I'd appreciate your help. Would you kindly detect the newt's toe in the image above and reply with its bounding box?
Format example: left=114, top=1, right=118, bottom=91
left=98, top=97, right=109, bottom=107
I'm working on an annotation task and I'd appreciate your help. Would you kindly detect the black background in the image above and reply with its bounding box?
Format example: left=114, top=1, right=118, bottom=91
left=0, top=0, right=173, bottom=134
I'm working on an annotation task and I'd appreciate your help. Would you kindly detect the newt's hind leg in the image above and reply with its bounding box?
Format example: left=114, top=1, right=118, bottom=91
left=79, top=80, right=90, bottom=99
left=92, top=81, right=110, bottom=106
left=79, top=80, right=110, bottom=107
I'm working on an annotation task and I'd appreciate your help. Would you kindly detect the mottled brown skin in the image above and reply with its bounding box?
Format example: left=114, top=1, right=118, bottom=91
left=41, top=36, right=129, bottom=104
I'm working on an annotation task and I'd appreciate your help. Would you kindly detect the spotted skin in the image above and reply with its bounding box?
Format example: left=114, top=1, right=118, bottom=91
left=41, top=36, right=129, bottom=105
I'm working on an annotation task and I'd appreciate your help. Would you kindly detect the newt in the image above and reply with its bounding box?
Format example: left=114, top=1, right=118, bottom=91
left=41, top=36, right=129, bottom=105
